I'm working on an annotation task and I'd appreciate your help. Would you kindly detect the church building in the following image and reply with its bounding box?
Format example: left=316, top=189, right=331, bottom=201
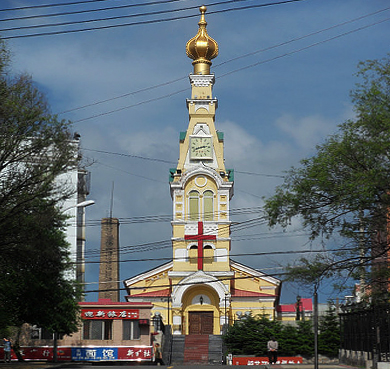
left=124, top=6, right=281, bottom=336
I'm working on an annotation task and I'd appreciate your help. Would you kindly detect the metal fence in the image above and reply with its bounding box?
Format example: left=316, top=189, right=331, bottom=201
left=339, top=302, right=390, bottom=363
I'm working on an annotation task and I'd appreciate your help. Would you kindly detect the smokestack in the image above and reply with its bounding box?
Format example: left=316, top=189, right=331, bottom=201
left=98, top=217, right=120, bottom=301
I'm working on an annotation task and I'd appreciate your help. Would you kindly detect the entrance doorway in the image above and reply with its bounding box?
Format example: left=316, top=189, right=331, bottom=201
left=189, top=311, right=213, bottom=335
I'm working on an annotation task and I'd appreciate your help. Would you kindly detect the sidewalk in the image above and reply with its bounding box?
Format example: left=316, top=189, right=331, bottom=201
left=0, top=362, right=82, bottom=369
left=0, top=363, right=363, bottom=369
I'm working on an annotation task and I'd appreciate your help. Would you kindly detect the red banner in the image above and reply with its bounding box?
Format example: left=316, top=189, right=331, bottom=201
left=0, top=347, right=72, bottom=361
left=0, top=346, right=152, bottom=362
left=81, top=308, right=139, bottom=319
left=118, top=347, right=152, bottom=361
left=233, top=356, right=303, bottom=365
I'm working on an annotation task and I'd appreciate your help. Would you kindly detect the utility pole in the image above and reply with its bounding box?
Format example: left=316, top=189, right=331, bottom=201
left=313, top=282, right=319, bottom=369
left=296, top=295, right=301, bottom=321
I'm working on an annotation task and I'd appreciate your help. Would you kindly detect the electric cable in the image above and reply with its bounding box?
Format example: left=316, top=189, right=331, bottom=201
left=82, top=147, right=285, bottom=178
left=69, top=16, right=390, bottom=123
left=1, top=0, right=309, bottom=39
left=0, top=0, right=117, bottom=12
left=47, top=6, right=390, bottom=117
left=0, top=0, right=188, bottom=21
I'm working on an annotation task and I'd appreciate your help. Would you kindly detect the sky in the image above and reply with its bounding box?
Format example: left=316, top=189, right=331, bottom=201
left=2, top=0, right=390, bottom=304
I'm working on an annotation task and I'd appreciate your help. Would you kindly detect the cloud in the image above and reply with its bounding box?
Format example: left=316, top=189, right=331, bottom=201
left=275, top=113, right=337, bottom=150
left=6, top=0, right=390, bottom=303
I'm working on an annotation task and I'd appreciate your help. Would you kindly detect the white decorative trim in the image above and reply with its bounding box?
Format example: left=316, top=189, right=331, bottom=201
left=171, top=270, right=229, bottom=308
left=171, top=165, right=233, bottom=193
left=215, top=248, right=228, bottom=262
left=168, top=271, right=194, bottom=278
left=168, top=271, right=234, bottom=278
left=194, top=175, right=207, bottom=187
left=186, top=98, right=218, bottom=111
left=123, top=261, right=173, bottom=287
left=185, top=223, right=199, bottom=235
left=195, top=101, right=210, bottom=112
left=184, top=222, right=218, bottom=236
left=230, top=260, right=281, bottom=286
left=189, top=74, right=215, bottom=86
left=174, top=248, right=187, bottom=262
left=172, top=315, right=181, bottom=325
left=193, top=124, right=210, bottom=136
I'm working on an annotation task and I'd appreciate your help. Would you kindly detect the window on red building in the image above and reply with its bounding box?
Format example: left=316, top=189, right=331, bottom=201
left=123, top=320, right=140, bottom=340
left=83, top=320, right=112, bottom=340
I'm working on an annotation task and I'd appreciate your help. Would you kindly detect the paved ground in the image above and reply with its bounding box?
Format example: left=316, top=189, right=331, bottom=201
left=0, top=363, right=363, bottom=369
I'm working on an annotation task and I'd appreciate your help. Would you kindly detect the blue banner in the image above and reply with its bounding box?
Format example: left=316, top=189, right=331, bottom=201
left=72, top=347, right=118, bottom=361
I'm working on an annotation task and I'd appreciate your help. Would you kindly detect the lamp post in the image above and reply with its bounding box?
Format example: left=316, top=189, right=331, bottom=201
left=225, top=293, right=227, bottom=325
left=63, top=200, right=95, bottom=284
left=75, top=200, right=95, bottom=285
left=296, top=295, right=301, bottom=321
left=52, top=199, right=95, bottom=363
left=313, top=282, right=319, bottom=369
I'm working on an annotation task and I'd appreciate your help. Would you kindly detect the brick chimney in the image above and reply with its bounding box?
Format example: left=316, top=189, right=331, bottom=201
left=98, top=218, right=120, bottom=301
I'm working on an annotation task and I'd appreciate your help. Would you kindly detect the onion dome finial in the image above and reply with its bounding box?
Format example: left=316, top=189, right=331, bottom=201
left=186, top=6, right=219, bottom=75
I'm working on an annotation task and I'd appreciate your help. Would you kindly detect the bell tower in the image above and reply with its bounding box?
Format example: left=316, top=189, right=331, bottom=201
left=124, top=6, right=281, bottom=337
left=168, top=6, right=234, bottom=334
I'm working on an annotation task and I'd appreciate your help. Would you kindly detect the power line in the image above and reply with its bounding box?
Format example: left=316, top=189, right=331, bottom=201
left=83, top=249, right=359, bottom=293
left=80, top=215, right=268, bottom=257
left=71, top=214, right=271, bottom=260
left=84, top=147, right=175, bottom=164
left=0, top=0, right=114, bottom=12
left=1, top=0, right=274, bottom=28
left=218, top=17, right=390, bottom=80
left=82, top=147, right=285, bottom=178
left=86, top=271, right=285, bottom=293
left=76, top=247, right=346, bottom=265
left=0, top=0, right=187, bottom=21
left=0, top=0, right=234, bottom=32
left=48, top=6, right=390, bottom=117
left=96, top=161, right=166, bottom=183
left=69, top=15, right=390, bottom=123
left=83, top=264, right=285, bottom=285
left=1, top=0, right=309, bottom=39
left=74, top=88, right=188, bottom=123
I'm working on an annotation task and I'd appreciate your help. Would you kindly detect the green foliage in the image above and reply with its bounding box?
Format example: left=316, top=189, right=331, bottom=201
left=0, top=39, right=81, bottom=336
left=223, top=313, right=338, bottom=359
left=296, top=319, right=314, bottom=357
left=318, top=305, right=340, bottom=358
left=223, top=314, right=283, bottom=356
left=263, top=55, right=390, bottom=294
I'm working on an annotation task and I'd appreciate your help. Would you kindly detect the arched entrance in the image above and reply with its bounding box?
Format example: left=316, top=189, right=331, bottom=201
left=182, top=285, right=219, bottom=335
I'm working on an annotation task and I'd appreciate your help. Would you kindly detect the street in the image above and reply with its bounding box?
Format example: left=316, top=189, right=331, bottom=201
left=0, top=362, right=362, bottom=369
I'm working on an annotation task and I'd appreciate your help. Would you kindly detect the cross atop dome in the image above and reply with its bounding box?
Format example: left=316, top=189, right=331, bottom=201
left=186, top=6, right=219, bottom=75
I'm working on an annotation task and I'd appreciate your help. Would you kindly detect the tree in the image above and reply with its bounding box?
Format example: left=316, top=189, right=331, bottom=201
left=223, top=314, right=319, bottom=358
left=0, top=38, right=81, bottom=349
left=318, top=305, right=340, bottom=358
left=296, top=319, right=315, bottom=357
left=223, top=314, right=283, bottom=356
left=264, top=55, right=390, bottom=298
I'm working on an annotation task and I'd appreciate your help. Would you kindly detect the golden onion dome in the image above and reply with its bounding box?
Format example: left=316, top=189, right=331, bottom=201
left=186, top=5, right=219, bottom=75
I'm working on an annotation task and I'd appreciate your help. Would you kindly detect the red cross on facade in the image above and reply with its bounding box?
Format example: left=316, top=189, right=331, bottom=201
left=185, top=221, right=216, bottom=270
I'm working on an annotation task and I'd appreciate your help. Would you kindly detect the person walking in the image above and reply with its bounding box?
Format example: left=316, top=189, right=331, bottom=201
left=3, top=338, right=11, bottom=363
left=267, top=337, right=278, bottom=364
left=154, top=343, right=164, bottom=365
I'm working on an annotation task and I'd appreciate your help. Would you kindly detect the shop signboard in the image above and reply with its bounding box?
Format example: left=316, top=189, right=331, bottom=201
left=0, top=346, right=152, bottom=362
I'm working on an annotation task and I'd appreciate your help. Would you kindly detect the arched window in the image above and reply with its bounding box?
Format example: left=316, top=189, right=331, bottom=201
left=203, top=190, right=214, bottom=221
left=189, top=190, right=199, bottom=221
left=189, top=245, right=198, bottom=264
left=204, top=245, right=214, bottom=264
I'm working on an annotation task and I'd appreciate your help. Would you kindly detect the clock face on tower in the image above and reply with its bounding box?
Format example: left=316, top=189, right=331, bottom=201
left=190, top=136, right=213, bottom=159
